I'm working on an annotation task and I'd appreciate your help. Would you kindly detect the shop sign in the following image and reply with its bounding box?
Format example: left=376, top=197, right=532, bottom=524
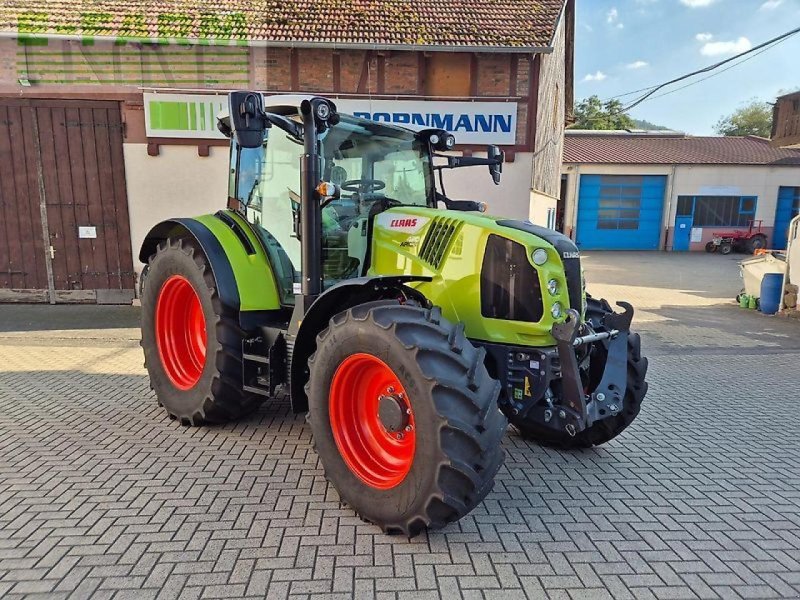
left=145, top=93, right=518, bottom=145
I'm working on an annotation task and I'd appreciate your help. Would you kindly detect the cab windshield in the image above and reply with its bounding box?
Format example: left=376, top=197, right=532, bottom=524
left=320, top=115, right=434, bottom=207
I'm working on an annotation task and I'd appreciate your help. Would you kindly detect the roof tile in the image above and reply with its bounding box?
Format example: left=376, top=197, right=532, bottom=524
left=1, top=0, right=566, bottom=48
left=564, top=132, right=800, bottom=166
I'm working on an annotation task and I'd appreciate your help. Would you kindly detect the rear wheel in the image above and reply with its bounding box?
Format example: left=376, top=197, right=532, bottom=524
left=141, top=238, right=262, bottom=425
left=307, top=301, right=507, bottom=537
left=507, top=297, right=648, bottom=449
left=746, top=234, right=768, bottom=254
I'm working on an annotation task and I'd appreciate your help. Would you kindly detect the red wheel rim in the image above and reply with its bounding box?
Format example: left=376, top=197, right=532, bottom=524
left=155, top=275, right=207, bottom=390
left=329, top=354, right=415, bottom=490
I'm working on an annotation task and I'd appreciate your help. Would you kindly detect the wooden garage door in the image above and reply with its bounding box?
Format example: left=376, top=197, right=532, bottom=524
left=0, top=99, right=134, bottom=303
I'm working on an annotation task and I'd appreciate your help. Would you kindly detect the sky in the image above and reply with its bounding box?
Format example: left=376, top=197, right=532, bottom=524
left=574, top=0, right=800, bottom=134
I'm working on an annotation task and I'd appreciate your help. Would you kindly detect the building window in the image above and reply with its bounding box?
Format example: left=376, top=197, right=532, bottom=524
left=676, top=195, right=757, bottom=227
left=596, top=175, right=642, bottom=230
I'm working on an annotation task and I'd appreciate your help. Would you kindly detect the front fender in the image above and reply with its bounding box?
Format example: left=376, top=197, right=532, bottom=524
left=288, top=276, right=432, bottom=412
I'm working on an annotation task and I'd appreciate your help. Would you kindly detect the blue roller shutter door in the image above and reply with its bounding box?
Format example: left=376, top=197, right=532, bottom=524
left=774, top=186, right=800, bottom=251
left=576, top=175, right=667, bottom=250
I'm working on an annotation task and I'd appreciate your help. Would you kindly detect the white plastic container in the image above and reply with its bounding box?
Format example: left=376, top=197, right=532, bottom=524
left=739, top=253, right=787, bottom=297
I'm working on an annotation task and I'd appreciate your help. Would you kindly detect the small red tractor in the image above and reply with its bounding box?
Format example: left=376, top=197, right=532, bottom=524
left=705, top=220, right=768, bottom=255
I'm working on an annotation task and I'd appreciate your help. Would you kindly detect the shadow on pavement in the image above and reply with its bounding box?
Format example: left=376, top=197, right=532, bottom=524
left=583, top=251, right=746, bottom=300
left=0, top=304, right=140, bottom=333
left=634, top=302, right=800, bottom=355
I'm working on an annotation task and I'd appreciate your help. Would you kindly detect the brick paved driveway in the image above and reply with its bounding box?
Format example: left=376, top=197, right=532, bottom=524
left=1, top=252, right=799, bottom=600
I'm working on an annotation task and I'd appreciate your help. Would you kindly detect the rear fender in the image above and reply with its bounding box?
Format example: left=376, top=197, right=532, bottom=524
left=139, top=212, right=282, bottom=319
left=289, top=276, right=431, bottom=413
left=139, top=218, right=241, bottom=315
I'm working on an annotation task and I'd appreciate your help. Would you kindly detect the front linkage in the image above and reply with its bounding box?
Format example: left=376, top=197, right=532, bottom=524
left=489, top=302, right=635, bottom=441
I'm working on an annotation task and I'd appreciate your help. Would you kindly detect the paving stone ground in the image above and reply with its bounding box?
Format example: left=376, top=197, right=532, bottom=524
left=1, top=252, right=799, bottom=600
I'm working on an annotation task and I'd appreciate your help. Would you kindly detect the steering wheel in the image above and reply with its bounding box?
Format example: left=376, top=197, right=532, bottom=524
left=341, top=179, right=386, bottom=194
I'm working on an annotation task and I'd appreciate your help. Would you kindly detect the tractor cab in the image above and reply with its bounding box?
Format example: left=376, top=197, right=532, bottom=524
left=220, top=94, right=502, bottom=303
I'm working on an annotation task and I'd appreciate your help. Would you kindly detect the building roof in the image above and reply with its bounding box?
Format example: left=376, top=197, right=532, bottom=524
left=776, top=90, right=800, bottom=102
left=564, top=131, right=800, bottom=167
left=0, top=0, right=566, bottom=50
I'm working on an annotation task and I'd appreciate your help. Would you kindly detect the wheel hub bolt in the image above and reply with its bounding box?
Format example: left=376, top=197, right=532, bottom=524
left=597, top=393, right=606, bottom=402
left=559, top=410, right=566, bottom=419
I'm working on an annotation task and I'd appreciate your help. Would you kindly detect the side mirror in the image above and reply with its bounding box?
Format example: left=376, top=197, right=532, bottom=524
left=229, top=91, right=267, bottom=149
left=488, top=145, right=504, bottom=185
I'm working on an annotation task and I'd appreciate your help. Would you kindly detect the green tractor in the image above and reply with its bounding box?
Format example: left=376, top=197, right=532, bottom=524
left=139, top=92, right=648, bottom=536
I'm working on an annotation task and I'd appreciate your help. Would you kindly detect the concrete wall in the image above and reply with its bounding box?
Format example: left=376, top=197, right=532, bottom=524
left=562, top=162, right=800, bottom=250
left=124, top=144, right=228, bottom=276
left=442, top=152, right=534, bottom=221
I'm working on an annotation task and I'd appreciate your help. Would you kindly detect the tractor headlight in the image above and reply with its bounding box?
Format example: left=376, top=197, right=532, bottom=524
left=551, top=302, right=563, bottom=319
left=547, top=279, right=559, bottom=296
left=532, top=248, right=548, bottom=265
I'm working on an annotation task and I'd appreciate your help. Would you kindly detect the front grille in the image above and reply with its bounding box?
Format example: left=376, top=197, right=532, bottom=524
left=480, top=234, right=544, bottom=322
left=418, top=217, right=461, bottom=269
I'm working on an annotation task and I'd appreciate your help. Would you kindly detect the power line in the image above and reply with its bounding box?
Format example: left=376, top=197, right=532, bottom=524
left=620, top=25, right=800, bottom=111
left=643, top=38, right=786, bottom=103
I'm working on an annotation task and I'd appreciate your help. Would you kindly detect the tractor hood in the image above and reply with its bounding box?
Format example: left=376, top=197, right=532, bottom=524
left=367, top=206, right=583, bottom=347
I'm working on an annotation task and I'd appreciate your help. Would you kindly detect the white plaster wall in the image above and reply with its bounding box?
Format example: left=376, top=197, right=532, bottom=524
left=529, top=190, right=558, bottom=228
left=441, top=152, right=534, bottom=221
left=124, top=144, right=228, bottom=275
left=669, top=165, right=800, bottom=225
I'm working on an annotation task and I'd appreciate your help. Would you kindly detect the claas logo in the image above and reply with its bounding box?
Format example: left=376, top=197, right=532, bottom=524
left=390, top=218, right=418, bottom=228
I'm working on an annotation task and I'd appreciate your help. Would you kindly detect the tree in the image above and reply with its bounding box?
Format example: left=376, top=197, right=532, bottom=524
left=571, top=95, right=635, bottom=130
left=714, top=99, right=772, bottom=137
left=631, top=118, right=671, bottom=131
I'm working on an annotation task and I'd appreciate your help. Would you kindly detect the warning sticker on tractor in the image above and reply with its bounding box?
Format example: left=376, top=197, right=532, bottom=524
left=375, top=213, right=430, bottom=234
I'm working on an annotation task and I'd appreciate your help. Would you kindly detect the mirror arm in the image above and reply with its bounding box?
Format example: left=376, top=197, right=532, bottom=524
left=263, top=112, right=303, bottom=140
left=433, top=154, right=502, bottom=169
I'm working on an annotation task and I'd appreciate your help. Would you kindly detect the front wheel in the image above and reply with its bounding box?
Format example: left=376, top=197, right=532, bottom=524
left=719, top=242, right=733, bottom=255
left=705, top=241, right=717, bottom=253
left=306, top=302, right=507, bottom=537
